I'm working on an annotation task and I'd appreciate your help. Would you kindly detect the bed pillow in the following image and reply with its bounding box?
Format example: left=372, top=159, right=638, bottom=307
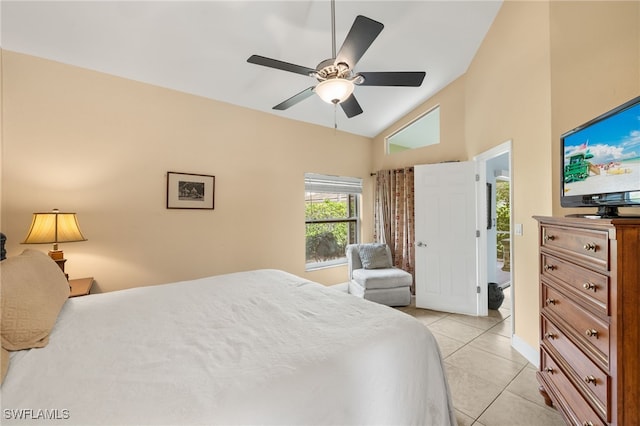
left=1, top=347, right=8, bottom=384
left=358, top=244, right=392, bottom=269
left=1, top=249, right=70, bottom=351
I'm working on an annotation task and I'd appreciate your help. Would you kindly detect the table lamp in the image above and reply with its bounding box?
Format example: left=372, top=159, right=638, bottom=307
left=22, top=208, right=87, bottom=278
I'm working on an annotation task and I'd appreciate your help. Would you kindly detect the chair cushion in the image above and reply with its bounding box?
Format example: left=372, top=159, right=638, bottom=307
left=348, top=281, right=411, bottom=307
left=352, top=267, right=412, bottom=290
left=357, top=243, right=392, bottom=269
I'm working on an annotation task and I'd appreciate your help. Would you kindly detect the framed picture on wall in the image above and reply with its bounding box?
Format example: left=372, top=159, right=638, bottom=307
left=167, top=172, right=215, bottom=209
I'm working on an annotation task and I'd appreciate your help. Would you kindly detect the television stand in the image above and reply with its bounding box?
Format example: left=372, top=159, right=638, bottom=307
left=596, top=206, right=620, bottom=217
left=566, top=206, right=640, bottom=219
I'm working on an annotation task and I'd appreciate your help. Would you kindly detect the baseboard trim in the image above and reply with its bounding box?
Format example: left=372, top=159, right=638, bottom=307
left=512, top=333, right=539, bottom=368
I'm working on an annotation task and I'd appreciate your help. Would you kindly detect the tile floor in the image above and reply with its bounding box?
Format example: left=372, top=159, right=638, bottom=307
left=396, top=289, right=566, bottom=426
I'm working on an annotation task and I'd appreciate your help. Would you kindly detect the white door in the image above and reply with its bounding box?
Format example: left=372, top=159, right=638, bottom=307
left=414, top=162, right=479, bottom=315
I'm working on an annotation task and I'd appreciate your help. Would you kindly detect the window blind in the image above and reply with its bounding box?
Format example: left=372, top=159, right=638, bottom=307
left=304, top=173, right=363, bottom=194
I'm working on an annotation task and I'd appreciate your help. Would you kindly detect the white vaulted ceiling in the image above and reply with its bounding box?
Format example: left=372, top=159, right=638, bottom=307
left=1, top=1, right=502, bottom=138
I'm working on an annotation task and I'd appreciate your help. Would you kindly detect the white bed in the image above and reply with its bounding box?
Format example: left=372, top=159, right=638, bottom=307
left=1, top=252, right=455, bottom=425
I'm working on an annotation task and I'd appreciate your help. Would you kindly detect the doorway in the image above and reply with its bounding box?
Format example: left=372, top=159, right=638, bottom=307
left=487, top=154, right=511, bottom=288
left=474, top=141, right=513, bottom=321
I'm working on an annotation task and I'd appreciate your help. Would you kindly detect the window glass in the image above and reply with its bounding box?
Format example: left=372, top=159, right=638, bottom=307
left=386, top=106, right=440, bottom=154
left=304, top=173, right=361, bottom=270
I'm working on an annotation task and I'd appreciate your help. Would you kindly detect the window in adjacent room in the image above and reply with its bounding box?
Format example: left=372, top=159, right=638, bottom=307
left=305, top=173, right=362, bottom=270
left=385, top=105, right=440, bottom=154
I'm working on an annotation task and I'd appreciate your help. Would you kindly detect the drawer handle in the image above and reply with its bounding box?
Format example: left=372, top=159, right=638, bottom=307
left=585, top=329, right=599, bottom=338
left=544, top=264, right=556, bottom=272
left=582, top=282, right=597, bottom=292
left=544, top=367, right=554, bottom=374
left=545, top=298, right=557, bottom=306
left=544, top=332, right=557, bottom=340
left=544, top=234, right=555, bottom=242
left=583, top=242, right=597, bottom=252
left=583, top=422, right=594, bottom=426
left=583, top=375, right=597, bottom=385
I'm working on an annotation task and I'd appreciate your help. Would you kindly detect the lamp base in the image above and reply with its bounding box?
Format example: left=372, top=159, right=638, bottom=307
left=48, top=250, right=64, bottom=260
left=48, top=250, right=69, bottom=280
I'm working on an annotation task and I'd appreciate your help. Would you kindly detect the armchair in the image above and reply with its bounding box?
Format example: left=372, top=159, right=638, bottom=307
left=346, top=243, right=412, bottom=307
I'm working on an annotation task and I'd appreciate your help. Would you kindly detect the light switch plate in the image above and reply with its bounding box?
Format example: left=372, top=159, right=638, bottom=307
left=515, top=223, right=523, bottom=236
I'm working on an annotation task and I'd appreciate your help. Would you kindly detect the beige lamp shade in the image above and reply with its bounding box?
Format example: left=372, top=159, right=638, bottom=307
left=22, top=209, right=87, bottom=249
left=22, top=209, right=87, bottom=279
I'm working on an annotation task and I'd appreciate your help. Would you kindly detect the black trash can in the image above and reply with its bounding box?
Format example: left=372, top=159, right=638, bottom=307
left=488, top=282, right=505, bottom=310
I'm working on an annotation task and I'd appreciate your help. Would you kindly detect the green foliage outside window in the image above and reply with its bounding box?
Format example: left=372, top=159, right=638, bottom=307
left=496, top=181, right=510, bottom=258
left=305, top=196, right=355, bottom=263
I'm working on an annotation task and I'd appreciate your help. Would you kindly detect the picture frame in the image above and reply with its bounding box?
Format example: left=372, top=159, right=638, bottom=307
left=167, top=172, right=215, bottom=209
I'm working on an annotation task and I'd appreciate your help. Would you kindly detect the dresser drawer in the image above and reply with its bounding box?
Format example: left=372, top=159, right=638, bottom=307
left=541, top=317, right=609, bottom=419
left=541, top=253, right=609, bottom=315
left=542, top=283, right=610, bottom=365
left=541, top=224, right=609, bottom=271
left=540, top=350, right=605, bottom=426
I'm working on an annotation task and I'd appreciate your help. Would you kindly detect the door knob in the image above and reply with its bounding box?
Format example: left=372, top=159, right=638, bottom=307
left=416, top=241, right=427, bottom=247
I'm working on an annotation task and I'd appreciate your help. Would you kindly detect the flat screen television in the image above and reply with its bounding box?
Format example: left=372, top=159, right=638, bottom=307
left=561, top=95, right=640, bottom=217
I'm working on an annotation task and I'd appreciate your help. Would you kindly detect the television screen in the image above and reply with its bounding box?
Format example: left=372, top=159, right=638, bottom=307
left=561, top=96, right=640, bottom=214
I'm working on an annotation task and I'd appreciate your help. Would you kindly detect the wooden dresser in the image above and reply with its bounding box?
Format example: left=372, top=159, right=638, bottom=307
left=534, top=216, right=640, bottom=425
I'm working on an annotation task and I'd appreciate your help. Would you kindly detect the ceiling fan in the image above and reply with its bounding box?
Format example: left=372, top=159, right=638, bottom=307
left=247, top=0, right=426, bottom=118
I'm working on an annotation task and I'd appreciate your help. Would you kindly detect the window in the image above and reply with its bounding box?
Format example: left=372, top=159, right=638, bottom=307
left=386, top=105, right=440, bottom=154
left=305, top=173, right=362, bottom=270
left=495, top=179, right=510, bottom=261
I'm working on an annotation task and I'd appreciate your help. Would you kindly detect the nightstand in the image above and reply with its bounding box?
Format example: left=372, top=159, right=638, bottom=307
left=69, top=277, right=94, bottom=298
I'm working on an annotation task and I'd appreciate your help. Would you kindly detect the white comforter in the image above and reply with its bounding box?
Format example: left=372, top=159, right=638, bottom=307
left=2, top=269, right=455, bottom=425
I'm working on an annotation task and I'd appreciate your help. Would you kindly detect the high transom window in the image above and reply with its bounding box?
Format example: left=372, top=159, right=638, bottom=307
left=386, top=105, right=440, bottom=154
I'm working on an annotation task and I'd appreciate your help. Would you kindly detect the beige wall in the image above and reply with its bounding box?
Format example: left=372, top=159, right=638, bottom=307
left=467, top=1, right=553, bottom=350
left=1, top=51, right=373, bottom=291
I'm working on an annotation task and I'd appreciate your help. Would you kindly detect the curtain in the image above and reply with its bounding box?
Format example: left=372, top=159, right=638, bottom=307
left=373, top=167, right=415, bottom=292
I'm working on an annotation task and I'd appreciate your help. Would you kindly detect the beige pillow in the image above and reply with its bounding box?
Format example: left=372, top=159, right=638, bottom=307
left=1, top=249, right=69, bottom=350
left=1, top=347, right=9, bottom=384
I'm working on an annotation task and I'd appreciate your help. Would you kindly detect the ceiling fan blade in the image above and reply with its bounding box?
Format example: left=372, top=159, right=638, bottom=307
left=357, top=71, right=426, bottom=87
left=247, top=55, right=316, bottom=77
left=335, top=15, right=384, bottom=69
left=340, top=94, right=363, bottom=118
left=273, top=87, right=316, bottom=110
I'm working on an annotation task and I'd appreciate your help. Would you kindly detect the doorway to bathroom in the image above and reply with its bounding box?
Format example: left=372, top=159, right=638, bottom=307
left=475, top=141, right=513, bottom=319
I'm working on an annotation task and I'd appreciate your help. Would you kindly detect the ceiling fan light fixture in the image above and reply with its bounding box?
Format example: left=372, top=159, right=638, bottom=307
left=315, top=78, right=354, bottom=104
